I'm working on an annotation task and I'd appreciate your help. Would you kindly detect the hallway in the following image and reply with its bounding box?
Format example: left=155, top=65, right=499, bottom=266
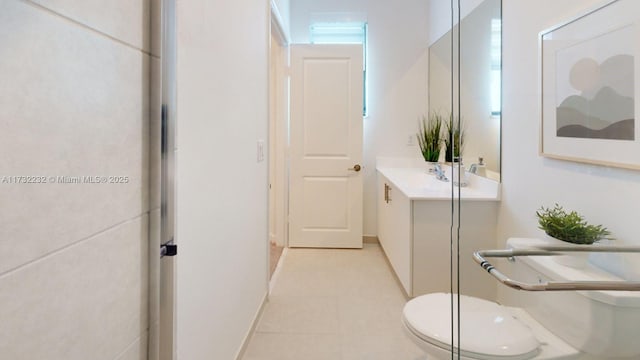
left=242, top=244, right=424, bottom=360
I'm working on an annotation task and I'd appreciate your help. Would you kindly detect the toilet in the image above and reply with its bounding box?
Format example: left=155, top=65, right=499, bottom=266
left=402, top=238, right=640, bottom=359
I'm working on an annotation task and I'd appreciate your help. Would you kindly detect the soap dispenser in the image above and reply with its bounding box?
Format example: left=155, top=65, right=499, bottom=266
left=470, top=157, right=486, bottom=177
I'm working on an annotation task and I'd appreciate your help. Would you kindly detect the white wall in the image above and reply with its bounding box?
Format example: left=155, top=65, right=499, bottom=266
left=428, top=0, right=453, bottom=45
left=428, top=0, right=485, bottom=45
left=175, top=0, right=270, bottom=359
left=0, top=0, right=153, bottom=359
left=497, top=0, right=640, bottom=300
left=291, top=0, right=430, bottom=236
left=273, top=0, right=291, bottom=36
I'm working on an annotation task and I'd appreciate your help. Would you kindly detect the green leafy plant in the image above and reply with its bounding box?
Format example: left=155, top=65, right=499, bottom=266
left=536, top=204, right=612, bottom=244
left=416, top=112, right=444, bottom=162
left=444, top=114, right=464, bottom=163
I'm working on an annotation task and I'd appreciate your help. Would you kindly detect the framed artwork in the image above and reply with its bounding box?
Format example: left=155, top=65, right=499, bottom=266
left=540, top=0, right=640, bottom=169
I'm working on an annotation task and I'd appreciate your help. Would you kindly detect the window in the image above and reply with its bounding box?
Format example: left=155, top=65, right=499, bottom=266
left=310, top=22, right=368, bottom=117
left=490, top=19, right=501, bottom=117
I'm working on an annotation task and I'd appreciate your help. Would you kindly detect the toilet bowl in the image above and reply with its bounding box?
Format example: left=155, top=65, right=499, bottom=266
left=402, top=238, right=640, bottom=359
left=402, top=293, right=577, bottom=359
left=403, top=293, right=540, bottom=359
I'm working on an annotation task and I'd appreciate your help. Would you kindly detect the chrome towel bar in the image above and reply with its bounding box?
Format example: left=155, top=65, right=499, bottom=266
left=473, top=246, right=640, bottom=291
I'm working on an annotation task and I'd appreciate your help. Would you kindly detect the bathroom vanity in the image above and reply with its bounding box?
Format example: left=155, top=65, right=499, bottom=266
left=377, top=159, right=501, bottom=299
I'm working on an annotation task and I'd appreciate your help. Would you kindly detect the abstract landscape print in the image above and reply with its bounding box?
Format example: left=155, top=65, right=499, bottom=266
left=555, top=24, right=635, bottom=141
left=540, top=0, right=640, bottom=169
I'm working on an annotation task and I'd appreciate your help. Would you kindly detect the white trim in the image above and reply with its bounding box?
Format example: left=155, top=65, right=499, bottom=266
left=268, top=10, right=290, bottom=248
left=234, top=292, right=268, bottom=360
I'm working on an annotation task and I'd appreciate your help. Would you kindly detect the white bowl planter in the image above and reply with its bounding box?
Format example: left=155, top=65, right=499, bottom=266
left=544, top=234, right=592, bottom=268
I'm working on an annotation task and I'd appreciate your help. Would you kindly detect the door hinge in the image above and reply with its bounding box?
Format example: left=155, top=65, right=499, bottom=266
left=161, top=241, right=177, bottom=258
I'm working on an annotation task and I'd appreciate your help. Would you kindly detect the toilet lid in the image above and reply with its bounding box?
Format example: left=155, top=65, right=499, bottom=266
left=403, top=293, right=540, bottom=360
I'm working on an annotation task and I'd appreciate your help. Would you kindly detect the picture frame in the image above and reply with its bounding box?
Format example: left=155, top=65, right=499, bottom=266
left=540, top=0, right=640, bottom=169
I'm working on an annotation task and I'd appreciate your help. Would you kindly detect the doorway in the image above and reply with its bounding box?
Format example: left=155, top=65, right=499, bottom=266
left=268, top=8, right=289, bottom=279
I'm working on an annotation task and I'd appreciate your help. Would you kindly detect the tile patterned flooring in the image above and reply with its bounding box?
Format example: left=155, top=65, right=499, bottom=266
left=242, top=244, right=425, bottom=360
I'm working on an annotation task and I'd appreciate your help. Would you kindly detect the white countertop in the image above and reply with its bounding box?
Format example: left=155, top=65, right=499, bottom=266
left=377, top=165, right=500, bottom=201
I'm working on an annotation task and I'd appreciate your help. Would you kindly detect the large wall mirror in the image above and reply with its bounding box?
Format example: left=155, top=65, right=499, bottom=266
left=429, top=0, right=502, bottom=181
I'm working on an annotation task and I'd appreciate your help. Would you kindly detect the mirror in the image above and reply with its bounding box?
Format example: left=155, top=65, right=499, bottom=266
left=429, top=0, right=501, bottom=181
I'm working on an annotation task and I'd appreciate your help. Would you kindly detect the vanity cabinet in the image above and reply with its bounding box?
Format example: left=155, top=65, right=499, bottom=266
left=377, top=169, right=499, bottom=299
left=377, top=173, right=412, bottom=293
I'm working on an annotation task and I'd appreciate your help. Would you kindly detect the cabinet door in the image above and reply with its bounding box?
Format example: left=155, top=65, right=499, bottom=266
left=412, top=201, right=498, bottom=299
left=412, top=201, right=452, bottom=296
left=389, top=185, right=412, bottom=295
left=376, top=173, right=412, bottom=295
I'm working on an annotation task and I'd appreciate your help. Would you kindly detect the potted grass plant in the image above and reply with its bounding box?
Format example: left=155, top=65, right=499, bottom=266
left=536, top=204, right=612, bottom=267
left=444, top=114, right=464, bottom=163
left=417, top=112, right=444, bottom=173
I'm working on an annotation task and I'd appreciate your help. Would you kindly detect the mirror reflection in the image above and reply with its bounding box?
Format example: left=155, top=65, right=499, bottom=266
left=429, top=0, right=501, bottom=181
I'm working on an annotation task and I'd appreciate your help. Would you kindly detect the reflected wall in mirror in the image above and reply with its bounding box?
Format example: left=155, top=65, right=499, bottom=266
left=429, top=0, right=501, bottom=181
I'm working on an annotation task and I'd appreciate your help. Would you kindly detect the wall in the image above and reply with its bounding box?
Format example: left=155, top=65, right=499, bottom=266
left=428, top=0, right=453, bottom=45
left=273, top=0, right=291, bottom=36
left=498, top=0, right=640, bottom=303
left=291, top=0, right=430, bottom=236
left=174, top=0, right=270, bottom=359
left=428, top=0, right=485, bottom=45
left=0, top=0, right=153, bottom=359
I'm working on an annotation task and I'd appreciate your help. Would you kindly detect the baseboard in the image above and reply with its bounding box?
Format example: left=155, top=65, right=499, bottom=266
left=234, top=292, right=268, bottom=360
left=363, top=235, right=379, bottom=244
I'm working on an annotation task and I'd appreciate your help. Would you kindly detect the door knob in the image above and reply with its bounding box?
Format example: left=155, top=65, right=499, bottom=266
left=348, top=164, right=362, bottom=172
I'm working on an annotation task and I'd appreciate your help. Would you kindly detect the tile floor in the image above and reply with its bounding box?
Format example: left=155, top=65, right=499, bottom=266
left=242, top=244, right=426, bottom=360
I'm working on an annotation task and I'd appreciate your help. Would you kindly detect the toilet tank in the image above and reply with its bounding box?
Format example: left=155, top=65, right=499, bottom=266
left=503, top=238, right=640, bottom=358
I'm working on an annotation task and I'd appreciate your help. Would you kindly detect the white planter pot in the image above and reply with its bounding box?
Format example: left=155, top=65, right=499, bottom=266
left=544, top=234, right=591, bottom=268
left=452, top=165, right=467, bottom=187
left=425, top=161, right=438, bottom=174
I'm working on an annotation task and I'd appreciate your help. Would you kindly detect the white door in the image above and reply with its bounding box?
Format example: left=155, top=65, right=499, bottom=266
left=289, top=44, right=363, bottom=248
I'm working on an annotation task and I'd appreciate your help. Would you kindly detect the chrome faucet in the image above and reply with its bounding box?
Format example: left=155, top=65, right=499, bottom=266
left=468, top=163, right=478, bottom=174
left=434, top=164, right=448, bottom=182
